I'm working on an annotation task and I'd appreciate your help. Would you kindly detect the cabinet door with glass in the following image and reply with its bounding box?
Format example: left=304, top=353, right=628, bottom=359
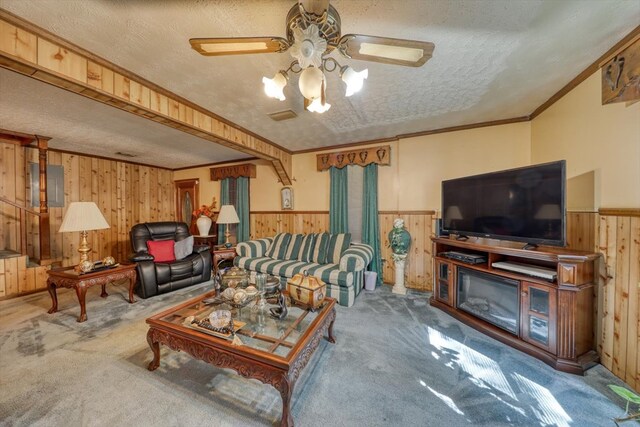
left=520, top=281, right=557, bottom=353
left=435, top=259, right=454, bottom=307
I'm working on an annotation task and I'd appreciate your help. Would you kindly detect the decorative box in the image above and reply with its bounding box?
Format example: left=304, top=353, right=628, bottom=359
left=220, top=267, right=249, bottom=290
left=287, top=272, right=326, bottom=310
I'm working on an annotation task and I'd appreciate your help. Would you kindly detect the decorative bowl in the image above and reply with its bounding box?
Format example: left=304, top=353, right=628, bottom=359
left=209, top=310, right=232, bottom=328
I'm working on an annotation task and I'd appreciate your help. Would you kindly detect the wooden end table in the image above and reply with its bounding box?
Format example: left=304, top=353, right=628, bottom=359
left=47, top=263, right=137, bottom=322
left=213, top=246, right=237, bottom=274
left=146, top=293, right=336, bottom=426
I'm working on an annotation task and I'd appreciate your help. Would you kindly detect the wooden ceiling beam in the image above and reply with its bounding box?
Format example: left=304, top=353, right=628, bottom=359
left=0, top=11, right=292, bottom=185
left=0, top=128, right=51, bottom=146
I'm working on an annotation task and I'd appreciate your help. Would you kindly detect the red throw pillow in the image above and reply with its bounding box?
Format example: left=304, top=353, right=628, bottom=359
left=147, top=240, right=176, bottom=262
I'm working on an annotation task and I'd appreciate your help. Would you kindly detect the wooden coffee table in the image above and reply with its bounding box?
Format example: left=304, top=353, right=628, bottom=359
left=47, top=263, right=137, bottom=322
left=146, top=291, right=336, bottom=426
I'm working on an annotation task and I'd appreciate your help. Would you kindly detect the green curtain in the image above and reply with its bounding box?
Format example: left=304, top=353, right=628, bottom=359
left=236, top=176, right=250, bottom=242
left=218, top=178, right=230, bottom=245
left=329, top=166, right=349, bottom=234
left=362, top=164, right=382, bottom=286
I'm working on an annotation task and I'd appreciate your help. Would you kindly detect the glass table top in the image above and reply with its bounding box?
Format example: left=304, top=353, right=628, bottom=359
left=155, top=291, right=324, bottom=359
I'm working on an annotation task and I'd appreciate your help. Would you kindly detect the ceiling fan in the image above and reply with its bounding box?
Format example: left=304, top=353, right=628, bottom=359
left=190, top=0, right=435, bottom=112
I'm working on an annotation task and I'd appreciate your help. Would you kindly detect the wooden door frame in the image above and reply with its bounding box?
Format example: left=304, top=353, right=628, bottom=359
left=174, top=178, right=199, bottom=231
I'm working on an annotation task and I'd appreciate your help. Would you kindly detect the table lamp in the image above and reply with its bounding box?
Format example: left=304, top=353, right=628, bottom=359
left=58, top=202, right=110, bottom=263
left=217, top=204, right=240, bottom=247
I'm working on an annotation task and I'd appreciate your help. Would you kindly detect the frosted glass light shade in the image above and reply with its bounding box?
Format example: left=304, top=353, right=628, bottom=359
left=298, top=67, right=324, bottom=100
left=306, top=98, right=331, bottom=113
left=262, top=71, right=287, bottom=101
left=58, top=202, right=110, bottom=232
left=341, top=66, right=368, bottom=96
left=217, top=204, right=240, bottom=224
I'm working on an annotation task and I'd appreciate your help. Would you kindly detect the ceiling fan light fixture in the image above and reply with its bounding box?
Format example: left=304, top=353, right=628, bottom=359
left=341, top=66, right=368, bottom=96
left=290, top=25, right=327, bottom=68
left=306, top=97, right=331, bottom=113
left=298, top=66, right=324, bottom=100
left=262, top=71, right=288, bottom=101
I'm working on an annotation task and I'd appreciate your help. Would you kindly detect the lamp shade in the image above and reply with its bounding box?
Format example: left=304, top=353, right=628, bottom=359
left=262, top=71, right=287, bottom=101
left=58, top=202, right=110, bottom=232
left=306, top=97, right=331, bottom=113
left=217, top=204, right=240, bottom=224
left=341, top=66, right=368, bottom=97
left=298, top=66, right=324, bottom=100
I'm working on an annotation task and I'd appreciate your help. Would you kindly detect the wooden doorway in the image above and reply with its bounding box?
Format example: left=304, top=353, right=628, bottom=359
left=175, top=179, right=199, bottom=233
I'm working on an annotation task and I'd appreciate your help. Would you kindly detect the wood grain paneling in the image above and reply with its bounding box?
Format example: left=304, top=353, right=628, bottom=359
left=249, top=210, right=434, bottom=291
left=0, top=12, right=292, bottom=184
left=596, top=213, right=639, bottom=392
left=0, top=141, right=175, bottom=298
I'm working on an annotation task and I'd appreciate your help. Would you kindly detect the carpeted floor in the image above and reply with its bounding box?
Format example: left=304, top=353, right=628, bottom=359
left=0, top=281, right=635, bottom=426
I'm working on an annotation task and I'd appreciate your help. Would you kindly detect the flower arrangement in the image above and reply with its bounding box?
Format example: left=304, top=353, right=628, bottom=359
left=193, top=197, right=217, bottom=218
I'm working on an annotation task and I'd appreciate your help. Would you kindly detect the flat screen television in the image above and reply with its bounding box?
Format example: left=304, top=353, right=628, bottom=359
left=441, top=160, right=566, bottom=247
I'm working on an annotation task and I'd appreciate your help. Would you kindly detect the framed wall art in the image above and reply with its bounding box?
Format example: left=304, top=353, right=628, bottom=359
left=281, top=187, right=293, bottom=210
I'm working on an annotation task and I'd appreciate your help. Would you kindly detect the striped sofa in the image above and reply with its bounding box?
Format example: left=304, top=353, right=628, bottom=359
left=234, top=233, right=374, bottom=307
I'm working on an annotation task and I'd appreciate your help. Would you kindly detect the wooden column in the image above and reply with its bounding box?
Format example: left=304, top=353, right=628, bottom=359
left=36, top=136, right=51, bottom=262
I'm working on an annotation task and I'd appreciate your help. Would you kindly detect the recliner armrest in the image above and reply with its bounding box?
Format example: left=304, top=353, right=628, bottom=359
left=193, top=245, right=210, bottom=254
left=129, top=251, right=154, bottom=262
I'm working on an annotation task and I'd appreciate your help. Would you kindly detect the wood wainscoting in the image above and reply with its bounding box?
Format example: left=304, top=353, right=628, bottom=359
left=249, top=210, right=435, bottom=291
left=561, top=210, right=639, bottom=392
left=597, top=210, right=639, bottom=392
left=0, top=142, right=175, bottom=299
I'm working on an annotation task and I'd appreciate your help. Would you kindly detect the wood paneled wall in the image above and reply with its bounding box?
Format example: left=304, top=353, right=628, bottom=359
left=597, top=213, right=639, bottom=392
left=249, top=210, right=435, bottom=291
left=0, top=142, right=175, bottom=298
left=0, top=255, right=49, bottom=298
left=379, top=212, right=434, bottom=291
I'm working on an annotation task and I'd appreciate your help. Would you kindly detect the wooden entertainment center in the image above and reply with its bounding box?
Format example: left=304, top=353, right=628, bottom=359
left=430, top=236, right=600, bottom=374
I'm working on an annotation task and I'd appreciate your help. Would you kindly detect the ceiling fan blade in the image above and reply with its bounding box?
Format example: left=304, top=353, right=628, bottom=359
left=337, top=35, right=435, bottom=67
left=189, top=37, right=289, bottom=56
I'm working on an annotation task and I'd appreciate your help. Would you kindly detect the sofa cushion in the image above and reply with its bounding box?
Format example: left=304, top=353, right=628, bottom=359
left=174, top=236, right=194, bottom=260
left=236, top=238, right=272, bottom=258
left=265, top=233, right=291, bottom=260
left=147, top=240, right=175, bottom=262
left=297, top=234, right=316, bottom=262
left=234, top=256, right=354, bottom=288
left=284, top=234, right=304, bottom=260
left=310, top=232, right=330, bottom=264
left=326, top=233, right=352, bottom=264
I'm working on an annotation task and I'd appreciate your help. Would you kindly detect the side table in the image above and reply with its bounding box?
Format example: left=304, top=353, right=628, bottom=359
left=213, top=246, right=237, bottom=275
left=46, top=263, right=137, bottom=322
left=193, top=234, right=217, bottom=249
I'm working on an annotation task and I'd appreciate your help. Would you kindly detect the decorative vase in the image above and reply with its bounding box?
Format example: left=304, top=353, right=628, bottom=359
left=196, top=215, right=212, bottom=236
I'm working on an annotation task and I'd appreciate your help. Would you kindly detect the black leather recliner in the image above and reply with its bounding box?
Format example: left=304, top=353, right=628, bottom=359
left=129, top=222, right=212, bottom=299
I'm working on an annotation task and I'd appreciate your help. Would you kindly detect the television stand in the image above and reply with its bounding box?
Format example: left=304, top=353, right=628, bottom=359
left=431, top=236, right=599, bottom=375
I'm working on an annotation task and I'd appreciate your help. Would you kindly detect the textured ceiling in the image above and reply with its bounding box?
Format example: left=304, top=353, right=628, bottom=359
left=1, top=0, right=639, bottom=158
left=0, top=68, right=249, bottom=168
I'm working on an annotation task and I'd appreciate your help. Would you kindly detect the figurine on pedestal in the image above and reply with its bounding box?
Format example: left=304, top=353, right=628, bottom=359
left=388, top=218, right=412, bottom=295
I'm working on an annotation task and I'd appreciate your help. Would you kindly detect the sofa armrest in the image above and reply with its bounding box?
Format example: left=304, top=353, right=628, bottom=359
left=236, top=238, right=273, bottom=258
left=129, top=251, right=154, bottom=262
left=193, top=244, right=210, bottom=254
left=339, top=243, right=374, bottom=272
